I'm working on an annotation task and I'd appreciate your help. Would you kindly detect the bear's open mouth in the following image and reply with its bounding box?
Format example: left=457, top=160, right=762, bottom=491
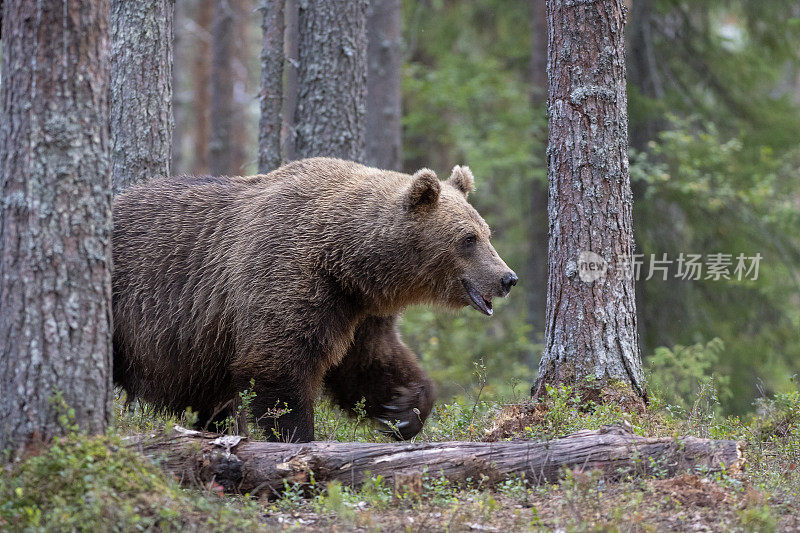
left=462, top=280, right=493, bottom=316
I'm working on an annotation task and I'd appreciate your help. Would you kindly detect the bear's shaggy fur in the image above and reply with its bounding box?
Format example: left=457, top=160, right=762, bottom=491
left=112, top=158, right=516, bottom=441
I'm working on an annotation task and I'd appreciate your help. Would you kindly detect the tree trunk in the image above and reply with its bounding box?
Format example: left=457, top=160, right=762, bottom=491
left=110, top=0, right=174, bottom=192
left=230, top=0, right=250, bottom=175
left=172, top=0, right=188, bottom=174
left=258, top=0, right=285, bottom=173
left=209, top=0, right=235, bottom=176
left=191, top=0, right=213, bottom=175
left=293, top=0, right=368, bottom=161
left=365, top=0, right=402, bottom=171
left=0, top=0, right=113, bottom=454
left=626, top=0, right=664, bottom=152
left=136, top=425, right=743, bottom=495
left=280, top=0, right=299, bottom=163
left=530, top=0, right=547, bottom=102
left=533, top=0, right=645, bottom=402
left=527, top=0, right=548, bottom=340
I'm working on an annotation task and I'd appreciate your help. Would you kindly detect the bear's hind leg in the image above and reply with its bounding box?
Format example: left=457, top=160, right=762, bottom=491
left=324, top=316, right=435, bottom=440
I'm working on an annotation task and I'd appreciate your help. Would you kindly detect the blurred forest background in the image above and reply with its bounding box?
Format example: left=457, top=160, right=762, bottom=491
left=171, top=0, right=800, bottom=415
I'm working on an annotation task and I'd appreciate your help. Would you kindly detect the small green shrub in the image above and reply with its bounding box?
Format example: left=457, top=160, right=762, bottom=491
left=313, top=481, right=357, bottom=522
left=738, top=504, right=777, bottom=533
left=647, top=338, right=731, bottom=412
left=0, top=433, right=261, bottom=532
left=754, top=389, right=800, bottom=440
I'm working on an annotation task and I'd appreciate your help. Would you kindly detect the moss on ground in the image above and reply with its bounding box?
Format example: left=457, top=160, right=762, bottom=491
left=0, top=433, right=263, bottom=532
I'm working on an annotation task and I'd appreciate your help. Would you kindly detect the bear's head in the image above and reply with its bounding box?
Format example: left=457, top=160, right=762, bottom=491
left=404, top=166, right=518, bottom=316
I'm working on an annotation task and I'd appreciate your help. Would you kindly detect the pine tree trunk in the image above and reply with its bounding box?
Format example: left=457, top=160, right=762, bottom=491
left=365, top=0, right=402, bottom=171
left=230, top=0, right=250, bottom=175
left=191, top=0, right=213, bottom=175
left=0, top=0, right=113, bottom=453
left=527, top=0, right=548, bottom=340
left=172, top=0, right=188, bottom=174
left=293, top=0, right=367, bottom=161
left=258, top=0, right=285, bottom=173
left=210, top=0, right=235, bottom=175
left=110, top=0, right=174, bottom=192
left=533, top=0, right=645, bottom=403
left=281, top=0, right=300, bottom=163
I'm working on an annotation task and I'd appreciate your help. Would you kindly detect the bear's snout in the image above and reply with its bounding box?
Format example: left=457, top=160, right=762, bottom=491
left=500, top=271, right=518, bottom=295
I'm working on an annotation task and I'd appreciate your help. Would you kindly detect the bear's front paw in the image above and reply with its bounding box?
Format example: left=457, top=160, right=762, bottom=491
left=376, top=380, right=435, bottom=440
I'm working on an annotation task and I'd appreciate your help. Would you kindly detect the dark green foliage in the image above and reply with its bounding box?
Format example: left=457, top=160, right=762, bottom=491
left=400, top=0, right=800, bottom=415
left=646, top=337, right=730, bottom=411
left=632, top=115, right=800, bottom=413
left=624, top=1, right=800, bottom=414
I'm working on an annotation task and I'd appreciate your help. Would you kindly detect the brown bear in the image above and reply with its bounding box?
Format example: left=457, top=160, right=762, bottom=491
left=112, top=157, right=517, bottom=442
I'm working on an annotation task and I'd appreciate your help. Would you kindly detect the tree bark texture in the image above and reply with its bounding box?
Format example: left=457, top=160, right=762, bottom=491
left=533, top=0, right=645, bottom=400
left=172, top=0, right=187, bottom=174
left=229, top=0, right=250, bottom=175
left=258, top=0, right=285, bottom=173
left=191, top=0, right=213, bottom=175
left=110, top=0, right=174, bottom=192
left=136, top=426, right=743, bottom=495
left=293, top=0, right=367, bottom=161
left=280, top=0, right=299, bottom=163
left=0, top=0, right=113, bottom=453
left=527, top=0, right=549, bottom=339
left=365, top=0, right=402, bottom=171
left=209, top=0, right=235, bottom=176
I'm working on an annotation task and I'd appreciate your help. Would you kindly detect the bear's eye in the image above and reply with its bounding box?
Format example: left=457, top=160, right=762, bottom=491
left=462, top=235, right=477, bottom=249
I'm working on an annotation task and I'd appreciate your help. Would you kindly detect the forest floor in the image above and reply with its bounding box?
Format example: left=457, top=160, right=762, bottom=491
left=258, top=472, right=797, bottom=532
left=1, top=383, right=798, bottom=532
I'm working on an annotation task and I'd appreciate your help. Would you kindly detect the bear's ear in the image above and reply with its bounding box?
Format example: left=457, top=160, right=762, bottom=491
left=406, top=168, right=441, bottom=211
left=447, top=165, right=475, bottom=197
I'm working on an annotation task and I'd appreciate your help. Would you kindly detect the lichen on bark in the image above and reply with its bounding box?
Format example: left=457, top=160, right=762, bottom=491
left=1, top=0, right=114, bottom=453
left=533, top=0, right=646, bottom=406
left=110, top=0, right=174, bottom=192
left=293, top=0, right=368, bottom=162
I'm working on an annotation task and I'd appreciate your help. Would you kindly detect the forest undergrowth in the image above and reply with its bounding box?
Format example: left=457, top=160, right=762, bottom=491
left=2, top=369, right=799, bottom=532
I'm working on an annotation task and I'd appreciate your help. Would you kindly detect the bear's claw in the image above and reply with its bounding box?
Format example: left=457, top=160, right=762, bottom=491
left=373, top=381, right=434, bottom=440
left=377, top=417, right=416, bottom=439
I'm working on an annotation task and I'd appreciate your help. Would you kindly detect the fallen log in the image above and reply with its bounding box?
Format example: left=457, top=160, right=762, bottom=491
left=131, top=425, right=744, bottom=496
